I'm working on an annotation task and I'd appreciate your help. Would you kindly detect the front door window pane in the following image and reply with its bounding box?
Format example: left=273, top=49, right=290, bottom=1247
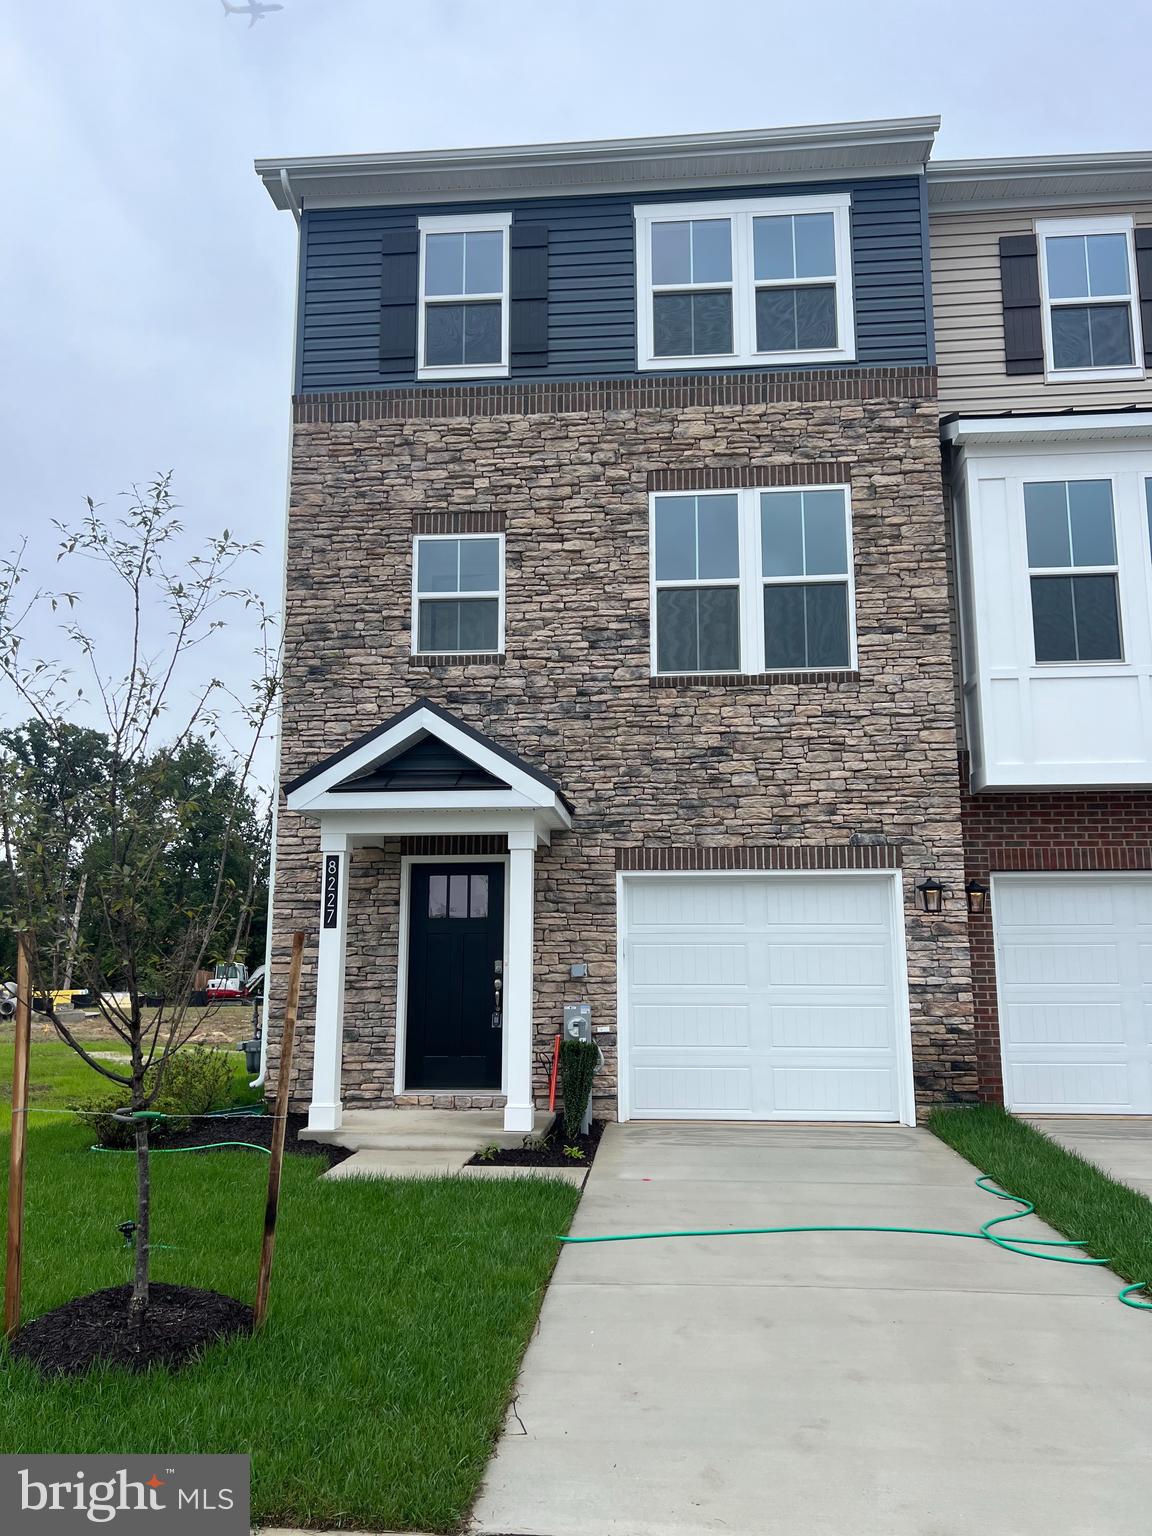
left=448, top=875, right=469, bottom=919
left=428, top=875, right=448, bottom=919
left=469, top=875, right=489, bottom=919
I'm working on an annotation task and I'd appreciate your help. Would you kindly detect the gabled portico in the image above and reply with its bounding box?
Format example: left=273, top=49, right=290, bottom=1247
left=284, top=699, right=572, bottom=1135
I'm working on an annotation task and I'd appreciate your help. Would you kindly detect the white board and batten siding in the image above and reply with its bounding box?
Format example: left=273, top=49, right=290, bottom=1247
left=619, top=874, right=911, bottom=1123
left=995, top=875, right=1152, bottom=1114
left=931, top=201, right=1152, bottom=415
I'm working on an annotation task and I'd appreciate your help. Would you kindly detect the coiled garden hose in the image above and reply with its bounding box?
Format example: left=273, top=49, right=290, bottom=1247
left=559, top=1175, right=1152, bottom=1312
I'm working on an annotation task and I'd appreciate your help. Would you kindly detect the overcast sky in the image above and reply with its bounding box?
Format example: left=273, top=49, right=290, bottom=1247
left=3, top=0, right=1151, bottom=784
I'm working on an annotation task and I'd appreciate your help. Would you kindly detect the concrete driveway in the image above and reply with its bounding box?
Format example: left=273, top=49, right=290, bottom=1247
left=471, top=1121, right=1152, bottom=1536
left=1029, top=1116, right=1152, bottom=1197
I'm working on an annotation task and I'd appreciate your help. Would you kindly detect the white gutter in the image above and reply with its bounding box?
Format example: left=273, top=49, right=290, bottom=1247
left=279, top=167, right=301, bottom=224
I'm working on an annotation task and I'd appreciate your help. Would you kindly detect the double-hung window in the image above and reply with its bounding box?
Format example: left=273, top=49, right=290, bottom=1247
left=761, top=490, right=853, bottom=668
left=650, top=485, right=856, bottom=675
left=651, top=494, right=742, bottom=673
left=412, top=534, right=504, bottom=654
left=418, top=212, right=511, bottom=380
left=636, top=195, right=854, bottom=369
left=1024, top=479, right=1122, bottom=662
left=1038, top=216, right=1144, bottom=380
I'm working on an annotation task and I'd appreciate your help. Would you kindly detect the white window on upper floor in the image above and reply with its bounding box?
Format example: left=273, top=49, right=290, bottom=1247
left=635, top=195, right=855, bottom=371
left=1038, top=216, right=1144, bottom=383
left=950, top=436, right=1152, bottom=792
left=1024, top=479, right=1123, bottom=663
left=412, top=534, right=504, bottom=654
left=649, top=486, right=856, bottom=675
left=417, top=212, right=511, bottom=381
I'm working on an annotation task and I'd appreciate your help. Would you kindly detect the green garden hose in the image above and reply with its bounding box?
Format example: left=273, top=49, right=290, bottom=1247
left=559, top=1175, right=1152, bottom=1311
left=91, top=1141, right=270, bottom=1155
left=90, top=1106, right=273, bottom=1155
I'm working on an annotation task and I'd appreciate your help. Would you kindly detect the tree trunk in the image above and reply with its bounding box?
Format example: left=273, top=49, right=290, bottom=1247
left=129, top=1111, right=150, bottom=1327
left=62, top=872, right=88, bottom=992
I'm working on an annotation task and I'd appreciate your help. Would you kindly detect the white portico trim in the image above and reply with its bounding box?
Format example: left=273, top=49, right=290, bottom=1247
left=284, top=700, right=572, bottom=1135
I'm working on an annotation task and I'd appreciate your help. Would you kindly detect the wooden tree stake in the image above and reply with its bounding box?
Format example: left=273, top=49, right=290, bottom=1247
left=254, top=931, right=305, bottom=1328
left=5, top=933, right=32, bottom=1340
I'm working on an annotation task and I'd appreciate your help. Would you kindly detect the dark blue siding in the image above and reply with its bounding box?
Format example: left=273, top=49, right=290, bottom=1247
left=297, top=176, right=932, bottom=392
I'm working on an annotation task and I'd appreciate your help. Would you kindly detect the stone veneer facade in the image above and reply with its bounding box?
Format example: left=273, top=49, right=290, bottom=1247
left=266, top=369, right=977, bottom=1119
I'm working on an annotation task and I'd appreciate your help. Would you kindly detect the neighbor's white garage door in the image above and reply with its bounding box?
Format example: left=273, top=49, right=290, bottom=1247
left=995, top=875, right=1152, bottom=1114
left=621, top=875, right=906, bottom=1121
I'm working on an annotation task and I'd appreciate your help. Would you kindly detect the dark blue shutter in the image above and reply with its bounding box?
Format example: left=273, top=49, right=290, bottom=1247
left=509, top=224, right=549, bottom=371
left=379, top=227, right=419, bottom=369
left=999, top=234, right=1045, bottom=376
left=1135, top=229, right=1152, bottom=370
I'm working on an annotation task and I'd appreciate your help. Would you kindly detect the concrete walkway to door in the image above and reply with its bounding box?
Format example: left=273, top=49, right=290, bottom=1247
left=470, top=1121, right=1152, bottom=1536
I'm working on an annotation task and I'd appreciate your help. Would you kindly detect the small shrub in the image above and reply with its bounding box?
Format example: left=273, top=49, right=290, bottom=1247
left=563, top=1145, right=586, bottom=1161
left=158, top=1046, right=235, bottom=1121
left=73, top=1046, right=236, bottom=1148
left=559, top=1039, right=599, bottom=1141
left=520, top=1134, right=547, bottom=1153
left=477, top=1143, right=501, bottom=1162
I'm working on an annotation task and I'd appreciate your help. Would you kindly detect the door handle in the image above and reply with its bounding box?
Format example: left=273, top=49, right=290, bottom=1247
left=492, top=960, right=503, bottom=1029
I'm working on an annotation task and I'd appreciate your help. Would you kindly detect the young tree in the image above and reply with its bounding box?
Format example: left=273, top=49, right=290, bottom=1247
left=0, top=474, right=278, bottom=1323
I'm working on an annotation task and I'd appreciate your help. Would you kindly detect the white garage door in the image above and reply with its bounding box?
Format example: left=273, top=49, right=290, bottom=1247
left=621, top=875, right=907, bottom=1121
left=995, top=875, right=1152, bottom=1114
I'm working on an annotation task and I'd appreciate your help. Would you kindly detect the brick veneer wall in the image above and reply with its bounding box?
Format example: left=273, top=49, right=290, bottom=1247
left=266, top=371, right=976, bottom=1117
left=961, top=754, right=1152, bottom=1100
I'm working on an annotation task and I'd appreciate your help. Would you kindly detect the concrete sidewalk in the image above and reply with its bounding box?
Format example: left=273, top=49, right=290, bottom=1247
left=470, top=1121, right=1152, bottom=1536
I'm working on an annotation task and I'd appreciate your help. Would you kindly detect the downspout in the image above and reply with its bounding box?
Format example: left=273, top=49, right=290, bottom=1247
left=252, top=167, right=302, bottom=1088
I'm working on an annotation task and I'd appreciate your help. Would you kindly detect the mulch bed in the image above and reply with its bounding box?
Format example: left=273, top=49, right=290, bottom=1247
left=7, top=1283, right=253, bottom=1377
left=155, top=1110, right=354, bottom=1168
left=466, top=1118, right=605, bottom=1168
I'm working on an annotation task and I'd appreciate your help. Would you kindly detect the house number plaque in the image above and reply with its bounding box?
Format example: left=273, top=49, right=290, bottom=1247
left=322, top=855, right=340, bottom=929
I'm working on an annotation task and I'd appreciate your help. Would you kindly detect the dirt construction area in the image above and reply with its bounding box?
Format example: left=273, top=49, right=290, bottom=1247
left=1, top=1003, right=257, bottom=1049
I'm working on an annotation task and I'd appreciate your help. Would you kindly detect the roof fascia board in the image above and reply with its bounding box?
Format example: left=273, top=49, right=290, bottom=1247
left=289, top=165, right=929, bottom=212
left=943, top=411, right=1152, bottom=447
left=255, top=116, right=938, bottom=210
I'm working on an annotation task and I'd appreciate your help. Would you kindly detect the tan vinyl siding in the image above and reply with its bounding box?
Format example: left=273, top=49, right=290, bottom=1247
left=931, top=201, right=1152, bottom=412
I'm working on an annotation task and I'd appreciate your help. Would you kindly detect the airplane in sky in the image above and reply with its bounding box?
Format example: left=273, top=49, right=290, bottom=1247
left=221, top=0, right=285, bottom=26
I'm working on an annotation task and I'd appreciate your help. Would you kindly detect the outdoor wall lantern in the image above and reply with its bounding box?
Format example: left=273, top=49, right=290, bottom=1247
left=965, top=878, right=990, bottom=916
left=916, top=877, right=948, bottom=914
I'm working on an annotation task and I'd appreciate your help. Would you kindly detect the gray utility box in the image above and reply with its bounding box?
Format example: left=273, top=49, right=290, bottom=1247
left=563, top=1003, right=592, bottom=1043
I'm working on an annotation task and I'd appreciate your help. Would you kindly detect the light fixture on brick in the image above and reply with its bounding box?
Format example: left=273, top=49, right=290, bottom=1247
left=965, top=878, right=989, bottom=916
left=916, top=877, right=948, bottom=914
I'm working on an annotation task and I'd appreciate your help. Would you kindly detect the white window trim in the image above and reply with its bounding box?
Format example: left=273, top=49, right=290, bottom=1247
left=634, top=194, right=855, bottom=371
left=647, top=486, right=857, bottom=676
left=1036, top=214, right=1145, bottom=385
left=1024, top=477, right=1125, bottom=666
left=417, top=211, right=512, bottom=382
left=411, top=532, right=506, bottom=655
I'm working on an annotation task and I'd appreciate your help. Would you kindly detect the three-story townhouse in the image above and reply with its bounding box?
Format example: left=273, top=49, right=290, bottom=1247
left=255, top=117, right=978, bottom=1137
left=931, top=150, right=1152, bottom=1116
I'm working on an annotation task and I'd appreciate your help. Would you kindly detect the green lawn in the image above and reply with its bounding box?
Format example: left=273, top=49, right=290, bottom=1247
left=0, top=1078, right=580, bottom=1529
left=931, top=1105, right=1152, bottom=1303
left=0, top=1036, right=260, bottom=1132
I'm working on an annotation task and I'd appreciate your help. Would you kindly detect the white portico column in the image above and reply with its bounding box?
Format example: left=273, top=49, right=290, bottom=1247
left=308, top=831, right=350, bottom=1132
left=503, top=827, right=538, bottom=1133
